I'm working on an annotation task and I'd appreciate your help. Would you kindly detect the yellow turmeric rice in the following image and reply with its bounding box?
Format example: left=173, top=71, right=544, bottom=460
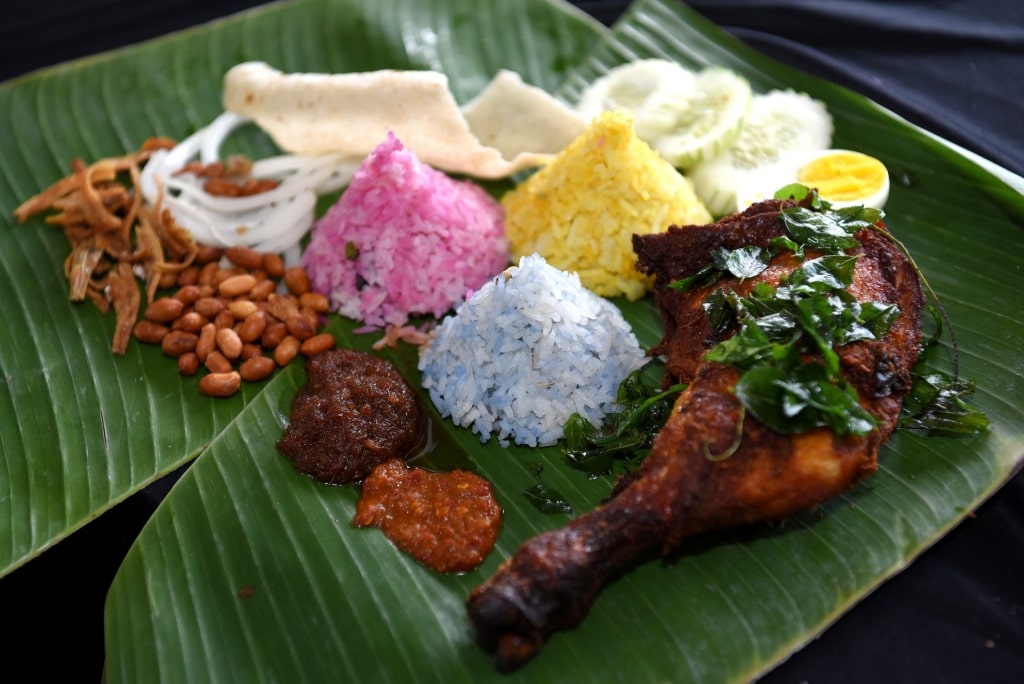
left=501, top=110, right=712, bottom=300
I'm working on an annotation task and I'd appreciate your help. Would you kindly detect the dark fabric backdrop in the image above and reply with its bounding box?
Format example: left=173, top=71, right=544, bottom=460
left=1, top=1, right=1021, bottom=682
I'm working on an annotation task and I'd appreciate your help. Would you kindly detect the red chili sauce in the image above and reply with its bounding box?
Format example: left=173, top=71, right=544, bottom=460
left=353, top=459, right=503, bottom=574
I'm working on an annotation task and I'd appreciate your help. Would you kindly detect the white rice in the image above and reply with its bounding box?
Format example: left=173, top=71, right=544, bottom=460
left=417, top=254, right=647, bottom=447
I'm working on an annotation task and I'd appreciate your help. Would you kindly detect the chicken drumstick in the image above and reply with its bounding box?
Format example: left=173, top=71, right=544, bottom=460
left=466, top=199, right=925, bottom=671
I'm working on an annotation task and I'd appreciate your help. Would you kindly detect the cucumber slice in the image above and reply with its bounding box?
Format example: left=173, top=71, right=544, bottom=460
left=690, top=89, right=833, bottom=216
left=576, top=60, right=752, bottom=169
left=577, top=58, right=696, bottom=119
left=640, top=67, right=752, bottom=168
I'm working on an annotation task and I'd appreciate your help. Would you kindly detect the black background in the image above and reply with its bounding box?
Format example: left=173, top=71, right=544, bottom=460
left=1, top=1, right=1022, bottom=682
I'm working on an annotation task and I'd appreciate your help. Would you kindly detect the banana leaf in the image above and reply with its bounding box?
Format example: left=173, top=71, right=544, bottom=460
left=0, top=0, right=1021, bottom=682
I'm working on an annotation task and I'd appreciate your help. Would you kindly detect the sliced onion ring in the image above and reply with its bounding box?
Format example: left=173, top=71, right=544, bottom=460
left=140, top=111, right=359, bottom=254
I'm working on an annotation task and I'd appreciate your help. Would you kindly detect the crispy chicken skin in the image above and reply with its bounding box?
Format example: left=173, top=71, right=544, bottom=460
left=466, top=200, right=925, bottom=671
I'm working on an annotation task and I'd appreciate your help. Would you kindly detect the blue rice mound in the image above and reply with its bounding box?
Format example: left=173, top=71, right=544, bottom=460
left=418, top=254, right=647, bottom=447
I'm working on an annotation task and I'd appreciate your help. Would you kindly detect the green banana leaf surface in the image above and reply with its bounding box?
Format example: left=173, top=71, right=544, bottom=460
left=0, top=0, right=1021, bottom=682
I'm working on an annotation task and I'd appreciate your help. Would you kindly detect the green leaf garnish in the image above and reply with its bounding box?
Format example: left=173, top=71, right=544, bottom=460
left=562, top=364, right=686, bottom=476
left=779, top=206, right=866, bottom=253
left=735, top=363, right=876, bottom=436
left=669, top=245, right=771, bottom=294
left=700, top=189, right=987, bottom=441
left=772, top=182, right=814, bottom=203
left=900, top=372, right=990, bottom=435
left=699, top=195, right=903, bottom=439
left=713, top=245, right=772, bottom=280
left=521, top=463, right=573, bottom=514
left=522, top=482, right=574, bottom=514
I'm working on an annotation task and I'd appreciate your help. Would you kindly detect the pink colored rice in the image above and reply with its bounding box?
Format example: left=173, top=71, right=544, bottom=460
left=301, top=133, right=508, bottom=328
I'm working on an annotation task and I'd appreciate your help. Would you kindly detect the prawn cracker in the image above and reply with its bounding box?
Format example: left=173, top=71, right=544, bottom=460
left=222, top=62, right=584, bottom=179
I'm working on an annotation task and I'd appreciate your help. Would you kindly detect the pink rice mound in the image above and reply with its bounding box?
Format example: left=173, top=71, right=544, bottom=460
left=301, top=133, right=509, bottom=328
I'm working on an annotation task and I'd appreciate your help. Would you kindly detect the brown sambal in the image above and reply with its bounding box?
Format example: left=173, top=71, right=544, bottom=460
left=277, top=349, right=421, bottom=485
left=353, top=459, right=502, bottom=574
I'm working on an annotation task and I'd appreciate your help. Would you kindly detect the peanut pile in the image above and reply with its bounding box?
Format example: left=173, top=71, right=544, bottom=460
left=133, top=244, right=336, bottom=398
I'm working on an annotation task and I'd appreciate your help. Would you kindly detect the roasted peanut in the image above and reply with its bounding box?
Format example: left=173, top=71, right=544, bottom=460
left=299, top=307, right=320, bottom=330
left=300, top=333, right=336, bottom=357
left=196, top=323, right=217, bottom=362
left=218, top=273, right=258, bottom=298
left=261, top=252, right=286, bottom=279
left=265, top=293, right=299, bottom=321
left=133, top=320, right=170, bottom=344
left=193, top=296, right=225, bottom=319
left=248, top=178, right=280, bottom=195
left=176, top=266, right=200, bottom=288
left=124, top=240, right=334, bottom=396
left=215, top=327, right=243, bottom=359
left=228, top=300, right=259, bottom=320
left=199, top=371, right=241, bottom=398
left=274, top=335, right=301, bottom=366
left=213, top=267, right=244, bottom=287
left=261, top=321, right=288, bottom=349
left=236, top=310, right=267, bottom=342
left=174, top=311, right=208, bottom=334
left=198, top=260, right=220, bottom=286
left=224, top=246, right=263, bottom=270
left=285, top=312, right=316, bottom=341
left=196, top=244, right=224, bottom=265
left=159, top=271, right=179, bottom=290
left=204, top=350, right=233, bottom=374
left=283, top=266, right=312, bottom=296
left=178, top=352, right=200, bottom=376
left=240, top=355, right=276, bottom=382
left=299, top=291, right=330, bottom=313
left=250, top=278, right=277, bottom=301
left=145, top=297, right=185, bottom=323
left=240, top=343, right=263, bottom=361
left=213, top=309, right=235, bottom=330
left=203, top=178, right=242, bottom=197
left=161, top=330, right=198, bottom=357
left=174, top=284, right=202, bottom=306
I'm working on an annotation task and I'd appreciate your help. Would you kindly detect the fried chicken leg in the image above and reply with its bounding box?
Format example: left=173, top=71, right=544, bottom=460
left=466, top=200, right=925, bottom=671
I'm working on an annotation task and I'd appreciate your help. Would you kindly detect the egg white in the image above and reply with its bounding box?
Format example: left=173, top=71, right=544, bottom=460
left=735, top=148, right=890, bottom=212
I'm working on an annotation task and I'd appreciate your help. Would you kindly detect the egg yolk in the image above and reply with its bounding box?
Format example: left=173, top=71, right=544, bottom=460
left=797, top=151, right=887, bottom=202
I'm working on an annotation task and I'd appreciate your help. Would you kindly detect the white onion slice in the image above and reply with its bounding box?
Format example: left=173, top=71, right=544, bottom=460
left=140, top=111, right=358, bottom=254
left=199, top=111, right=249, bottom=163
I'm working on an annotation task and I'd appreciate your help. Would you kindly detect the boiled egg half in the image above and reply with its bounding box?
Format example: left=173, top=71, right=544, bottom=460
left=736, top=148, right=890, bottom=211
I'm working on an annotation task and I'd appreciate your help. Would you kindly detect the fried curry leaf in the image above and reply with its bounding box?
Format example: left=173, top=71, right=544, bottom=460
left=779, top=204, right=883, bottom=254
left=774, top=187, right=986, bottom=438
left=521, top=462, right=574, bottom=514
left=703, top=318, right=787, bottom=368
left=702, top=206, right=901, bottom=438
left=669, top=245, right=771, bottom=293
left=563, top=365, right=687, bottom=475
left=671, top=189, right=881, bottom=295
left=900, top=372, right=991, bottom=435
left=735, top=362, right=877, bottom=436
left=714, top=245, right=773, bottom=280
left=894, top=281, right=987, bottom=435
left=522, top=482, right=574, bottom=514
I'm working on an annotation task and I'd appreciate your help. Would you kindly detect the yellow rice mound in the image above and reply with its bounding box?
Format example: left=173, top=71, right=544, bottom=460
left=501, top=110, right=712, bottom=300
